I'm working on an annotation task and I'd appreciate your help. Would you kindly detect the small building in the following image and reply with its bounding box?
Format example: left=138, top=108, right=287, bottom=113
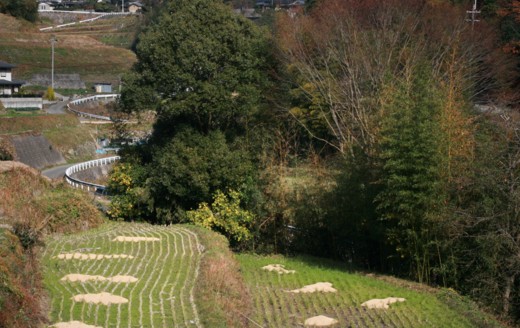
left=94, top=82, right=112, bottom=93
left=0, top=61, right=24, bottom=95
left=127, top=1, right=143, bottom=13
left=38, top=2, right=54, bottom=11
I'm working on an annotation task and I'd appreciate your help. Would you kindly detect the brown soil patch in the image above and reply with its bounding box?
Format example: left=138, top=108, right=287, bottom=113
left=51, top=321, right=102, bottom=328
left=262, top=264, right=295, bottom=274
left=72, top=292, right=128, bottom=305
left=289, top=282, right=337, bottom=294
left=304, top=315, right=339, bottom=327
left=58, top=35, right=107, bottom=48
left=55, top=253, right=134, bottom=260
left=61, top=274, right=138, bottom=283
left=361, top=297, right=406, bottom=309
left=113, top=236, right=160, bottom=242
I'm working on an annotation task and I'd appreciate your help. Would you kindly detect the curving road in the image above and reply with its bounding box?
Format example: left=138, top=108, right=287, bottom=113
left=42, top=163, right=74, bottom=179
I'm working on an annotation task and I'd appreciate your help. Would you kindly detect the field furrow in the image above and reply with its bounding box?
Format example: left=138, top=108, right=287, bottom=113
left=42, top=222, right=202, bottom=328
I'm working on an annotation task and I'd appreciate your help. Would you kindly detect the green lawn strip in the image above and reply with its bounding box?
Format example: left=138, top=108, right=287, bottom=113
left=236, top=253, right=499, bottom=328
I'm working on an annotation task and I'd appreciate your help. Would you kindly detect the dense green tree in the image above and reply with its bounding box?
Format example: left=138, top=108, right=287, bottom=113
left=451, top=117, right=520, bottom=321
left=145, top=128, right=255, bottom=223
left=0, top=0, right=37, bottom=22
left=112, top=0, right=269, bottom=225
left=120, top=0, right=268, bottom=137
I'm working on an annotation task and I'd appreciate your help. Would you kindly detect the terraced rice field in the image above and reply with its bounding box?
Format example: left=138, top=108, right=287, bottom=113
left=237, top=254, right=501, bottom=328
left=42, top=222, right=202, bottom=328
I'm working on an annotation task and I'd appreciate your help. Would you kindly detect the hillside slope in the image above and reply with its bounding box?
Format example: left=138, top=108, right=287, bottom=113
left=0, top=162, right=105, bottom=327
left=0, top=13, right=136, bottom=84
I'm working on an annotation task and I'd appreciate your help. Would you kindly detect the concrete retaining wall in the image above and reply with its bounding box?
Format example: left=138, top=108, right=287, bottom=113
left=11, top=134, right=66, bottom=169
left=0, top=98, right=43, bottom=109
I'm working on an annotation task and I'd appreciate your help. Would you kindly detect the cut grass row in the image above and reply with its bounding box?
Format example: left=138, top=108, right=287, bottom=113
left=237, top=254, right=504, bottom=328
left=42, top=222, right=203, bottom=328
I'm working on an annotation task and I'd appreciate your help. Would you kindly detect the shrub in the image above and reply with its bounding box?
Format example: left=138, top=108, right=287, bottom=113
left=43, top=87, right=56, bottom=101
left=187, top=190, right=254, bottom=247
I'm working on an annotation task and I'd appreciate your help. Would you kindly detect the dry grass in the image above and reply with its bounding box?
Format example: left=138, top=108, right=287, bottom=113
left=0, top=162, right=104, bottom=234
left=0, top=229, right=47, bottom=328
left=190, top=226, right=253, bottom=328
left=0, top=163, right=104, bottom=328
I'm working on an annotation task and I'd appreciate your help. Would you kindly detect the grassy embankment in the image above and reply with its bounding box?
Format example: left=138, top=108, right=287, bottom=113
left=237, top=254, right=505, bottom=328
left=0, top=113, right=111, bottom=163
left=0, top=13, right=136, bottom=85
left=0, top=162, right=105, bottom=327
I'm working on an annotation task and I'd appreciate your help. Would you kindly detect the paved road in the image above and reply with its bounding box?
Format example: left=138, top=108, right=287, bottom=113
left=42, top=163, right=73, bottom=179
left=45, top=100, right=68, bottom=114
left=43, top=94, right=70, bottom=114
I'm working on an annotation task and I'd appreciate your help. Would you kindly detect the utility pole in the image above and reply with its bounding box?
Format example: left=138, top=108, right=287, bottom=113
left=50, top=35, right=57, bottom=89
left=466, top=0, right=481, bottom=31
left=122, top=0, right=124, bottom=13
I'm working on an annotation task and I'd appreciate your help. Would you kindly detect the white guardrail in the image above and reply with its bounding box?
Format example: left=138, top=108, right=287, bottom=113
left=65, top=156, right=120, bottom=193
left=67, top=94, right=119, bottom=121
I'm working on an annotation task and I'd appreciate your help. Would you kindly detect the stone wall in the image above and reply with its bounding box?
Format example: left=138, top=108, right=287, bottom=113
left=27, top=74, right=86, bottom=89
left=38, top=11, right=99, bottom=24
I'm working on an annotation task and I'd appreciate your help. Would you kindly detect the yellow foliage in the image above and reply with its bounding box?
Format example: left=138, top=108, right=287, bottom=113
left=186, top=190, right=254, bottom=244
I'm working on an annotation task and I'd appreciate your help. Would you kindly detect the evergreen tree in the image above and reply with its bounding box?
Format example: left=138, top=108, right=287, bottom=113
left=376, top=66, right=447, bottom=283
left=120, top=0, right=268, bottom=138
left=112, top=0, right=268, bottom=224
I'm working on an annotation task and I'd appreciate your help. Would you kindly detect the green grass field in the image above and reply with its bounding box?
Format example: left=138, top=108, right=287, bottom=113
left=42, top=222, right=203, bottom=328
left=237, top=254, right=503, bottom=328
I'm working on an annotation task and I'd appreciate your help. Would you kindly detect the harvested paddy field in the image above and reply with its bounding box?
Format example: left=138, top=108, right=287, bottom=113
left=238, top=254, right=504, bottom=328
left=42, top=222, right=202, bottom=328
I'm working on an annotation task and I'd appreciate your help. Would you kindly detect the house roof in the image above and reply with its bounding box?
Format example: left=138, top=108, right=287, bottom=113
left=0, top=79, right=24, bottom=86
left=0, top=61, right=16, bottom=69
left=128, top=1, right=143, bottom=6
